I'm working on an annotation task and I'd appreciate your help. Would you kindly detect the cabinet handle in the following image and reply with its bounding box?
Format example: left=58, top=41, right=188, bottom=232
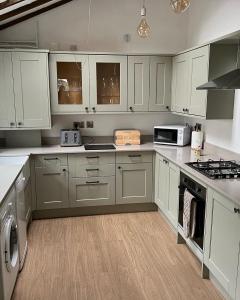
left=44, top=157, right=59, bottom=161
left=128, top=154, right=141, bottom=158
left=163, top=159, right=169, bottom=164
left=86, top=168, right=99, bottom=171
left=166, top=106, right=169, bottom=110
left=43, top=172, right=61, bottom=176
left=18, top=122, right=23, bottom=126
left=10, top=122, right=15, bottom=126
left=86, top=181, right=100, bottom=184
left=234, top=208, right=240, bottom=214
left=62, top=168, right=67, bottom=172
left=185, top=108, right=189, bottom=112
left=85, top=107, right=89, bottom=112
left=129, top=106, right=133, bottom=112
left=86, top=156, right=99, bottom=159
left=118, top=166, right=121, bottom=169
left=92, top=107, right=96, bottom=112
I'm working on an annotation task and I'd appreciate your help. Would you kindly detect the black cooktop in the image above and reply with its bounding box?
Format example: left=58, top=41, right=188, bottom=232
left=84, top=144, right=116, bottom=150
left=186, top=159, right=240, bottom=179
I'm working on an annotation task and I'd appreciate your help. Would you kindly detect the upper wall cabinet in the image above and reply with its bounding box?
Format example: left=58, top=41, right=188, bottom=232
left=49, top=54, right=90, bottom=114
left=128, top=56, right=172, bottom=112
left=171, top=44, right=235, bottom=119
left=0, top=50, right=51, bottom=130
left=89, top=55, right=128, bottom=112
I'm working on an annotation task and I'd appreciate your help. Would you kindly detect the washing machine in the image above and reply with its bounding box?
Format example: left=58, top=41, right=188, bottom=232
left=0, top=186, right=19, bottom=300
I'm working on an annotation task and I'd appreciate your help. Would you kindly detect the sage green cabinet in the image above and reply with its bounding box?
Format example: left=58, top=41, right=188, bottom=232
left=171, top=44, right=235, bottom=119
left=204, top=189, right=240, bottom=299
left=0, top=52, right=15, bottom=128
left=149, top=56, right=172, bottom=112
left=154, top=153, right=180, bottom=228
left=69, top=177, right=115, bottom=207
left=116, top=162, right=153, bottom=204
left=128, top=56, right=172, bottom=112
left=34, top=154, right=69, bottom=210
left=35, top=167, right=69, bottom=210
left=0, top=50, right=51, bottom=129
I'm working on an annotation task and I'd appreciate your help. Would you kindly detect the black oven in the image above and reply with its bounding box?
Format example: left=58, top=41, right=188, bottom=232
left=178, top=172, right=206, bottom=250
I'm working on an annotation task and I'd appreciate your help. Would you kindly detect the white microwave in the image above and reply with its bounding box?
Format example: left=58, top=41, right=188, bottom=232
left=154, top=125, right=191, bottom=146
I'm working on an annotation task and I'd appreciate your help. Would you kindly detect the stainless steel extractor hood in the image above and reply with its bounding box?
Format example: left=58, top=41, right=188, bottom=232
left=196, top=68, right=240, bottom=90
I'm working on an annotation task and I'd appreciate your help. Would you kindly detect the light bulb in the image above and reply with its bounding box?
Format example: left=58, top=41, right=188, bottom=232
left=137, top=6, right=150, bottom=38
left=170, top=0, right=190, bottom=13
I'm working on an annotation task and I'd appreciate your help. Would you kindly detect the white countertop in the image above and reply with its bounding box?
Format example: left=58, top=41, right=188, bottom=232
left=0, top=143, right=240, bottom=207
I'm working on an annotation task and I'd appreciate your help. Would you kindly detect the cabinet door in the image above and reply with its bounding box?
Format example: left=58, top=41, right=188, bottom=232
left=167, top=162, right=180, bottom=228
left=69, top=177, right=115, bottom=207
left=189, top=46, right=209, bottom=117
left=89, top=55, right=127, bottom=112
left=12, top=52, right=51, bottom=128
left=24, top=179, right=32, bottom=223
left=204, top=189, right=240, bottom=299
left=171, top=53, right=190, bottom=114
left=128, top=56, right=150, bottom=112
left=49, top=54, right=90, bottom=114
left=0, top=52, right=16, bottom=128
left=116, top=163, right=152, bottom=204
left=149, top=56, right=172, bottom=112
left=154, top=154, right=169, bottom=212
left=35, top=167, right=69, bottom=210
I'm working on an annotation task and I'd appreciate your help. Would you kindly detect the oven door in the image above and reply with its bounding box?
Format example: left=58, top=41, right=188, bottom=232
left=154, top=128, right=178, bottom=145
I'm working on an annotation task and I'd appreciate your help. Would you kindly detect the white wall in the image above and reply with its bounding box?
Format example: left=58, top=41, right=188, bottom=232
left=185, top=0, right=240, bottom=154
left=0, top=0, right=188, bottom=54
left=42, top=113, right=184, bottom=137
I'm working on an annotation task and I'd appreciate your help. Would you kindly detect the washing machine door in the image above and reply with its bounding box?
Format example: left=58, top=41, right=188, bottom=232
left=4, top=215, right=19, bottom=272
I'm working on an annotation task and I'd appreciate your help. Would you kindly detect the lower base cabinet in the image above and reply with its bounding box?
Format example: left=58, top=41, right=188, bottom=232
left=154, top=153, right=180, bottom=228
left=204, top=189, right=240, bottom=300
left=69, top=177, right=115, bottom=207
left=116, top=162, right=153, bottom=204
left=35, top=167, right=69, bottom=210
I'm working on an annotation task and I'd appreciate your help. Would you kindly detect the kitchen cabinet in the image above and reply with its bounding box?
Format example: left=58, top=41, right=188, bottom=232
left=34, top=155, right=69, bottom=210
left=128, top=56, right=172, bottom=112
left=128, top=56, right=150, bottom=112
left=116, top=152, right=153, bottom=204
left=0, top=52, right=15, bottom=128
left=154, top=153, right=180, bottom=228
left=204, top=189, right=240, bottom=299
left=0, top=50, right=51, bottom=129
left=68, top=152, right=116, bottom=207
left=171, top=44, right=235, bottom=119
left=49, top=54, right=90, bottom=114
left=149, top=56, right=172, bottom=112
left=69, top=177, right=115, bottom=207
left=89, top=55, right=128, bottom=112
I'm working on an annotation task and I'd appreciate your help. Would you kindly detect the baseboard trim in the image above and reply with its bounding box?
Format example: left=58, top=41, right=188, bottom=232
left=32, top=203, right=158, bottom=219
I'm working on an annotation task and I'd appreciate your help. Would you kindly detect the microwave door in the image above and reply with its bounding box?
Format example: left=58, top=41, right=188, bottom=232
left=155, top=129, right=178, bottom=144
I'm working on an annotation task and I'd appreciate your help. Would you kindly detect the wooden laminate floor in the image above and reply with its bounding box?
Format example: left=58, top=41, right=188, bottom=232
left=13, top=212, right=223, bottom=300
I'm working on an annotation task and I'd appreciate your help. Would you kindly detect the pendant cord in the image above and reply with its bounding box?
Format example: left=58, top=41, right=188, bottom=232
left=86, top=0, right=92, bottom=51
left=237, top=39, right=240, bottom=69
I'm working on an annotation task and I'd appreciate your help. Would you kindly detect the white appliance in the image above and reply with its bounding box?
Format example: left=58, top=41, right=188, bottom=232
left=15, top=171, right=28, bottom=271
left=0, top=156, right=29, bottom=271
left=0, top=187, right=19, bottom=300
left=154, top=125, right=191, bottom=146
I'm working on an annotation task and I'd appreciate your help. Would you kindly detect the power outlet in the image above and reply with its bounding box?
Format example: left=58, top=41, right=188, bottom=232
left=86, top=121, right=94, bottom=128
left=73, top=121, right=85, bottom=128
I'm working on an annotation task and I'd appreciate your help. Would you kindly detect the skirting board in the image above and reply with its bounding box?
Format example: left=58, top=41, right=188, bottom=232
left=32, top=203, right=158, bottom=220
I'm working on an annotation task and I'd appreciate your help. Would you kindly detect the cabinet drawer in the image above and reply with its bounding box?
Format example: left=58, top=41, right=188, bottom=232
left=116, top=151, right=153, bottom=163
left=69, top=153, right=115, bottom=166
left=34, top=154, right=68, bottom=169
left=69, top=163, right=115, bottom=178
left=69, top=176, right=115, bottom=207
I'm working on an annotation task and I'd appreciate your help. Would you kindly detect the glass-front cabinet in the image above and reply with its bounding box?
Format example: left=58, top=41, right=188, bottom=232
left=50, top=54, right=90, bottom=113
left=89, top=55, right=128, bottom=112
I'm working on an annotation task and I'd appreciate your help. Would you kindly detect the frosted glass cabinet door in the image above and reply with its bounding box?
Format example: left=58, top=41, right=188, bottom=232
left=128, top=56, right=150, bottom=112
left=0, top=52, right=16, bottom=128
left=50, top=54, right=90, bottom=113
left=12, top=52, right=51, bottom=128
left=149, top=56, right=172, bottom=112
left=89, top=55, right=128, bottom=112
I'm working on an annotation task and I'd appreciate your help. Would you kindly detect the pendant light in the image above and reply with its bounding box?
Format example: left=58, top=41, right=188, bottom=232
left=137, top=0, right=150, bottom=38
left=170, top=0, right=190, bottom=14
